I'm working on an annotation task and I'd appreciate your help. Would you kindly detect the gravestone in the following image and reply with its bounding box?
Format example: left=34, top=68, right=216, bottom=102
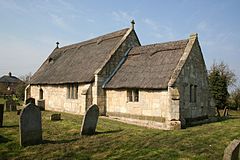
left=223, top=139, right=240, bottom=160
left=25, top=97, right=35, bottom=105
left=5, top=99, right=16, bottom=111
left=50, top=113, right=61, bottom=121
left=80, top=104, right=99, bottom=135
left=19, top=103, right=42, bottom=146
left=0, top=104, right=4, bottom=127
left=37, top=99, right=45, bottom=111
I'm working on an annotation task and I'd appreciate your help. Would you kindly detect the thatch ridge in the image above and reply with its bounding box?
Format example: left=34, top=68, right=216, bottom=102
left=30, top=28, right=130, bottom=84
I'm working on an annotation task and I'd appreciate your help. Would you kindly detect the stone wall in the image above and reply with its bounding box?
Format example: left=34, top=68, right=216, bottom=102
left=174, top=36, right=215, bottom=125
left=28, top=29, right=140, bottom=116
left=93, top=29, right=140, bottom=115
left=30, top=83, right=91, bottom=114
left=105, top=89, right=178, bottom=129
left=168, top=87, right=180, bottom=121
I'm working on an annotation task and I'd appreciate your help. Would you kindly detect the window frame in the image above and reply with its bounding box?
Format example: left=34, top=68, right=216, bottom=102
left=190, top=84, right=197, bottom=103
left=67, top=84, right=78, bottom=99
left=194, top=85, right=197, bottom=103
left=190, top=84, right=193, bottom=103
left=39, top=88, right=43, bottom=99
left=127, top=89, right=139, bottom=102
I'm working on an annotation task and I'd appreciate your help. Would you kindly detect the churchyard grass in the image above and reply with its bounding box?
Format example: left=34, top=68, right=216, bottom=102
left=0, top=98, right=6, bottom=104
left=0, top=110, right=239, bottom=160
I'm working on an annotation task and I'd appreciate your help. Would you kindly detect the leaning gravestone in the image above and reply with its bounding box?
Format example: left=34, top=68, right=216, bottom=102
left=80, top=104, right=99, bottom=135
left=0, top=104, right=4, bottom=127
left=19, top=103, right=42, bottom=146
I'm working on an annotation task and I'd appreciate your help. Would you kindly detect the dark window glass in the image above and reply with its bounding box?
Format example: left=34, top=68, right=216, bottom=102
left=67, top=84, right=78, bottom=99
left=127, top=89, right=139, bottom=102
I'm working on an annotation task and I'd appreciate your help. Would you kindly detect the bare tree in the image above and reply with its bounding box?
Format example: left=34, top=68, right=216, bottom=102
left=19, top=72, right=32, bottom=84
left=16, top=73, right=32, bottom=100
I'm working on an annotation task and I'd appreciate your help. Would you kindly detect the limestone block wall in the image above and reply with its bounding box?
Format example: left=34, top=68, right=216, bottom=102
left=175, top=40, right=213, bottom=121
left=106, top=89, right=169, bottom=119
left=30, top=83, right=91, bottom=115
left=94, top=30, right=140, bottom=115
left=168, top=87, right=180, bottom=121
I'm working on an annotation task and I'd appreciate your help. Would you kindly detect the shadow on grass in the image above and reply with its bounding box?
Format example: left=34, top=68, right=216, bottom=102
left=43, top=138, right=79, bottom=144
left=95, top=129, right=123, bottom=135
left=185, top=115, right=240, bottom=128
left=1, top=124, right=19, bottom=128
left=0, top=135, right=12, bottom=143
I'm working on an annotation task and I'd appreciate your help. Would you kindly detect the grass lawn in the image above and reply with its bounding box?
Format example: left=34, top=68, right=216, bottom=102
left=0, top=98, right=6, bottom=104
left=0, top=110, right=240, bottom=160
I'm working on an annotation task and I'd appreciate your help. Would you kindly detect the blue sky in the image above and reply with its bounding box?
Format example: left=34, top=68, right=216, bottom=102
left=0, top=0, right=239, bottom=85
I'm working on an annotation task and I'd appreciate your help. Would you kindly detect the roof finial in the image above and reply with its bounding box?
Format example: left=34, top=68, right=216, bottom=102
left=131, top=20, right=135, bottom=29
left=56, top=42, right=60, bottom=48
left=189, top=33, right=198, bottom=39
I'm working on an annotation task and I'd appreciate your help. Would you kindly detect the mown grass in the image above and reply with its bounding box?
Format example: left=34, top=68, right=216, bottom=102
left=0, top=98, right=6, bottom=104
left=0, top=110, right=240, bottom=160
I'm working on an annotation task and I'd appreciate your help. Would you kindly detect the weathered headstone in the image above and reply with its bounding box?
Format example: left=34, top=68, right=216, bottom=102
left=50, top=113, right=61, bottom=121
left=223, top=139, right=240, bottom=160
left=0, top=104, right=4, bottom=127
left=80, top=104, right=99, bottom=135
left=5, top=99, right=16, bottom=111
left=25, top=97, right=35, bottom=105
left=19, top=103, right=42, bottom=146
left=37, top=99, right=45, bottom=111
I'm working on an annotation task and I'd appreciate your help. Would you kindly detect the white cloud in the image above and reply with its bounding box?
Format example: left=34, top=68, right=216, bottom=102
left=87, top=18, right=95, bottom=23
left=34, top=0, right=77, bottom=15
left=112, top=11, right=134, bottom=22
left=142, top=18, right=175, bottom=40
left=57, top=0, right=77, bottom=12
left=49, top=13, right=68, bottom=30
left=143, top=18, right=159, bottom=31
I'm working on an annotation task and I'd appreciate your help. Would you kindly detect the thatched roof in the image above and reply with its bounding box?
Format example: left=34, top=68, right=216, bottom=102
left=104, top=39, right=189, bottom=89
left=30, top=28, right=130, bottom=84
left=0, top=73, right=22, bottom=84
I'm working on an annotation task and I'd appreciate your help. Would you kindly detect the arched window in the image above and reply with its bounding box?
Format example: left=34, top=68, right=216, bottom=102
left=39, top=88, right=43, bottom=99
